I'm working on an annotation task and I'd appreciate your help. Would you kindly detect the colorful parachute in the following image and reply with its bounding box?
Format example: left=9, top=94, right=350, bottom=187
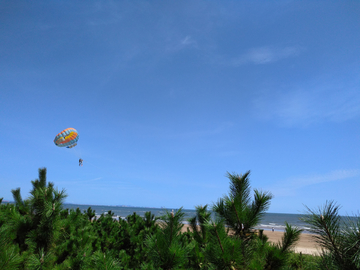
left=54, top=128, right=79, bottom=148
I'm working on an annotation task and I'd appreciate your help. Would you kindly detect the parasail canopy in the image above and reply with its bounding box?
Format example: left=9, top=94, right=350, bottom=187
left=54, top=128, right=79, bottom=148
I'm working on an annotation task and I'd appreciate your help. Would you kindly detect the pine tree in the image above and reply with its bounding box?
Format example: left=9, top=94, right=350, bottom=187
left=116, top=211, right=159, bottom=268
left=212, top=171, right=273, bottom=267
left=55, top=208, right=94, bottom=268
left=89, top=250, right=122, bottom=270
left=26, top=168, right=67, bottom=254
left=213, top=171, right=273, bottom=238
left=188, top=205, right=212, bottom=247
left=203, top=219, right=245, bottom=269
left=25, top=248, right=56, bottom=270
left=263, top=222, right=303, bottom=270
left=0, top=226, right=23, bottom=270
left=187, top=205, right=212, bottom=269
left=85, top=207, right=96, bottom=222
left=302, top=200, right=360, bottom=269
left=1, top=168, right=67, bottom=268
left=145, top=208, right=194, bottom=269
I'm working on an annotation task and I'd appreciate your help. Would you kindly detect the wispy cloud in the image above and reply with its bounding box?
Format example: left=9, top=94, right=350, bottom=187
left=181, top=36, right=197, bottom=46
left=166, top=35, right=198, bottom=52
left=269, top=169, right=360, bottom=196
left=231, top=46, right=300, bottom=66
left=253, top=80, right=360, bottom=126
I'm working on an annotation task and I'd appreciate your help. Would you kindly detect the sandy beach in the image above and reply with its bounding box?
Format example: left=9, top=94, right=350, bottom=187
left=181, top=225, right=320, bottom=255
left=262, top=230, right=320, bottom=255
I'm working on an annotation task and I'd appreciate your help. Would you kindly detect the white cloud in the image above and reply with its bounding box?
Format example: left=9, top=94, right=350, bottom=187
left=253, top=81, right=360, bottom=126
left=270, top=169, right=360, bottom=196
left=231, top=46, right=300, bottom=66
left=166, top=35, right=198, bottom=52
left=181, top=35, right=197, bottom=46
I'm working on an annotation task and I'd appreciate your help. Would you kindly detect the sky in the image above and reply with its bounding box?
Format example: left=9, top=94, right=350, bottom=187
left=1, top=1, right=360, bottom=215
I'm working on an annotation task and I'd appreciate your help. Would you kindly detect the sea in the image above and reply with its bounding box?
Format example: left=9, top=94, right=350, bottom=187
left=63, top=203, right=311, bottom=233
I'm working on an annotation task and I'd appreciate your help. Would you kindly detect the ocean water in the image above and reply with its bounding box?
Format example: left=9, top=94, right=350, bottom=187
left=63, top=203, right=310, bottom=232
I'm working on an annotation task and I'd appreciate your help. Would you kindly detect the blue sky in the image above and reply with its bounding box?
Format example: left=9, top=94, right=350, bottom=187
left=1, top=1, right=360, bottom=215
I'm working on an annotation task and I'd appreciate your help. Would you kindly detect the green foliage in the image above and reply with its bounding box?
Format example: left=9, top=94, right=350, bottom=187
left=25, top=249, right=56, bottom=270
left=302, top=200, right=360, bottom=269
left=262, top=223, right=303, bottom=270
left=258, top=229, right=269, bottom=244
left=186, top=205, right=213, bottom=269
left=116, top=211, right=160, bottom=268
left=212, top=171, right=276, bottom=268
left=0, top=167, right=67, bottom=270
left=145, top=208, right=194, bottom=269
left=0, top=226, right=23, bottom=269
left=89, top=250, right=122, bottom=270
left=19, top=168, right=67, bottom=254
left=0, top=201, right=32, bottom=252
left=85, top=207, right=96, bottom=222
left=55, top=208, right=94, bottom=268
left=203, top=219, right=245, bottom=269
left=279, top=222, right=303, bottom=254
left=285, top=252, right=321, bottom=270
left=5, top=168, right=360, bottom=269
left=213, top=171, right=273, bottom=238
left=342, top=215, right=360, bottom=269
left=188, top=204, right=211, bottom=247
